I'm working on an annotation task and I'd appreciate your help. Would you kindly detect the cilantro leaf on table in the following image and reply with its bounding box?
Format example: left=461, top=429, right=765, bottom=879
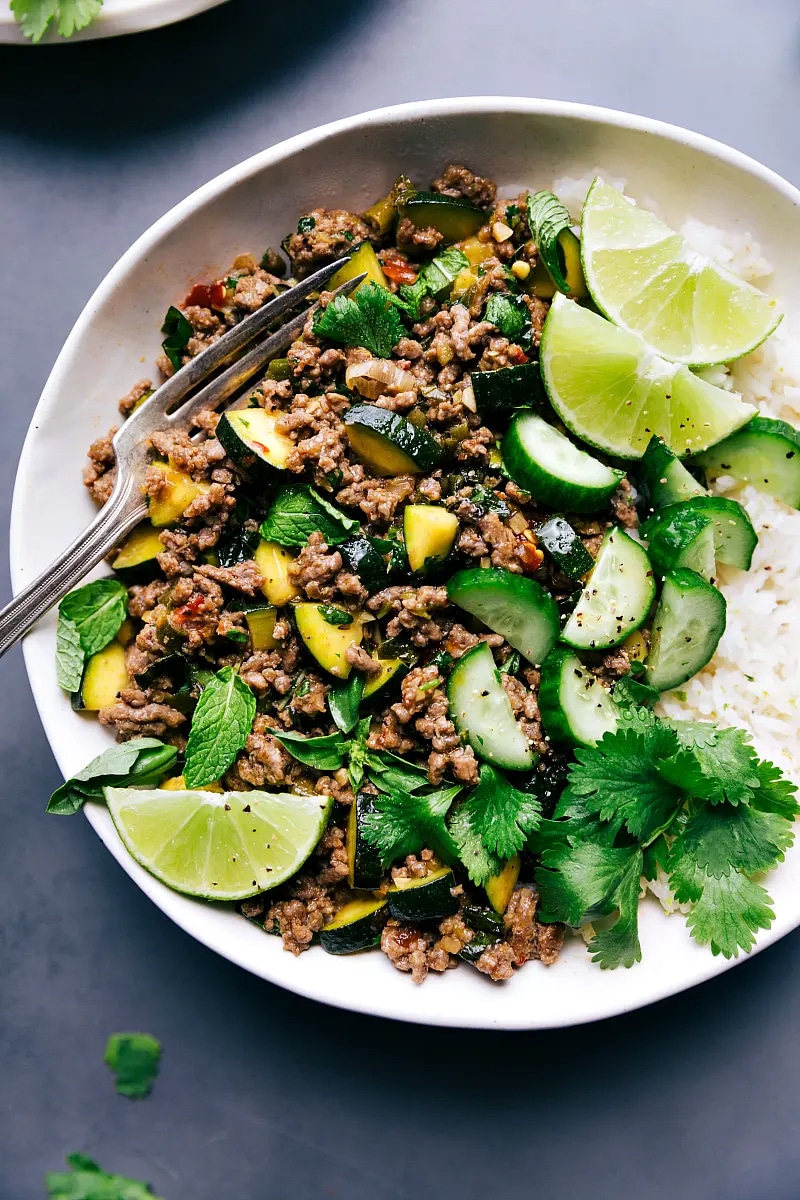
left=11, top=0, right=103, bottom=41
left=313, top=282, right=404, bottom=357
left=259, top=484, right=358, bottom=548
left=46, top=1153, right=165, bottom=1200
left=47, top=738, right=178, bottom=815
left=660, top=724, right=761, bottom=806
left=104, top=1032, right=162, bottom=1100
left=56, top=579, right=129, bottom=692
left=160, top=305, right=193, bottom=372
left=270, top=728, right=350, bottom=771
left=183, top=668, right=256, bottom=788
left=450, top=763, right=542, bottom=871
left=360, top=782, right=462, bottom=866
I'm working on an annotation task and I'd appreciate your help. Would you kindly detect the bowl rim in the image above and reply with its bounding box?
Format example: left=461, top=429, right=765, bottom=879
left=12, top=96, right=800, bottom=1029
left=0, top=0, right=230, bottom=43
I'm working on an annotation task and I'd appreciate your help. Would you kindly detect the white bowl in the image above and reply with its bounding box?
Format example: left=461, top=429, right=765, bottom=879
left=0, top=0, right=230, bottom=43
left=12, top=98, right=800, bottom=1029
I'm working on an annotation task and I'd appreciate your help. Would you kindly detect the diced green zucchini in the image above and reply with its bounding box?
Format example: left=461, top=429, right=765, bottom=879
left=241, top=604, right=278, bottom=651
left=404, top=505, right=460, bottom=573
left=459, top=931, right=501, bottom=963
left=640, top=507, right=717, bottom=580
left=319, top=898, right=387, bottom=954
left=529, top=229, right=587, bottom=298
left=471, top=362, right=547, bottom=414
left=463, top=905, right=506, bottom=936
left=447, top=642, right=535, bottom=771
left=399, top=191, right=486, bottom=242
left=347, top=792, right=384, bottom=890
left=503, top=412, right=624, bottom=513
left=339, top=536, right=389, bottom=593
left=692, top=416, right=800, bottom=509
left=538, top=647, right=619, bottom=747
left=294, top=603, right=366, bottom=679
left=534, top=516, right=595, bottom=580
left=386, top=866, right=459, bottom=921
left=561, top=527, right=656, bottom=650
left=133, top=652, right=187, bottom=688
left=216, top=408, right=294, bottom=481
left=447, top=567, right=560, bottom=667
left=111, top=522, right=164, bottom=583
left=72, top=642, right=129, bottom=712
left=363, top=656, right=405, bottom=699
left=639, top=435, right=707, bottom=509
left=645, top=568, right=727, bottom=692
left=148, top=463, right=212, bottom=527
left=254, top=539, right=300, bottom=607
left=343, top=405, right=442, bottom=476
left=485, top=856, right=521, bottom=914
left=330, top=240, right=388, bottom=291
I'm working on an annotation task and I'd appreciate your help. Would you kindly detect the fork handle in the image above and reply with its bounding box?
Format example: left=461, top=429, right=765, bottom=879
left=0, top=477, right=147, bottom=660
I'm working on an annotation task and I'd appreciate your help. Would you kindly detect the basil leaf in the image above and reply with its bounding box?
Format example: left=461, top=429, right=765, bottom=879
left=367, top=749, right=431, bottom=794
left=183, top=668, right=256, bottom=788
left=160, top=305, right=193, bottom=372
left=484, top=293, right=531, bottom=346
left=328, top=674, right=365, bottom=734
left=55, top=614, right=84, bottom=693
left=318, top=605, right=353, bottom=627
left=47, top=738, right=177, bottom=815
left=259, top=484, right=359, bottom=548
left=526, top=190, right=573, bottom=294
left=59, top=579, right=129, bottom=659
left=269, top=728, right=350, bottom=771
left=419, top=247, right=469, bottom=297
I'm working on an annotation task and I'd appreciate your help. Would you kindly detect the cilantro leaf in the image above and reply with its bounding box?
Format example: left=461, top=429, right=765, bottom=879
left=450, top=763, right=542, bottom=865
left=56, top=614, right=84, bottom=693
left=47, top=738, right=178, bottom=815
left=328, top=674, right=364, bottom=735
left=669, top=854, right=775, bottom=958
left=268, top=728, right=350, bottom=771
left=346, top=716, right=373, bottom=790
left=660, top=724, right=761, bottom=806
left=671, top=803, right=795, bottom=879
left=537, top=839, right=639, bottom=925
left=484, top=293, right=531, bottom=346
left=259, top=484, right=358, bottom=548
left=58, top=578, right=128, bottom=662
left=751, top=757, right=800, bottom=819
left=160, top=305, right=193, bottom=371
left=587, top=847, right=643, bottom=969
left=183, top=668, right=256, bottom=788
left=612, top=676, right=660, bottom=711
left=360, top=783, right=462, bottom=866
left=104, top=1032, right=162, bottom=1100
left=313, top=282, right=404, bottom=357
left=448, top=804, right=503, bottom=885
left=46, top=1153, right=165, bottom=1200
left=12, top=0, right=103, bottom=41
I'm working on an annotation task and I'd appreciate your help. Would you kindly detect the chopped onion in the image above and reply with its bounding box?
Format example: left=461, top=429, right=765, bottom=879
left=461, top=382, right=476, bottom=413
left=508, top=512, right=529, bottom=534
left=345, top=359, right=417, bottom=399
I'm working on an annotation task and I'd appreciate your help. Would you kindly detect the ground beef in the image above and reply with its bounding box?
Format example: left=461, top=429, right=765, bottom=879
left=239, top=650, right=295, bottom=698
left=276, top=388, right=350, bottom=478
left=264, top=890, right=336, bottom=956
left=380, top=919, right=453, bottom=983
left=345, top=644, right=382, bottom=674
left=395, top=217, right=445, bottom=257
left=98, top=687, right=186, bottom=740
left=391, top=850, right=436, bottom=882
left=229, top=715, right=294, bottom=788
left=196, top=560, right=263, bottom=594
left=416, top=690, right=479, bottom=785
left=336, top=474, right=416, bottom=522
left=391, top=664, right=442, bottom=723
left=84, top=427, right=117, bottom=504
left=291, top=675, right=329, bottom=716
left=594, top=647, right=632, bottom=682
left=367, top=584, right=450, bottom=646
left=148, top=429, right=227, bottom=480
left=289, top=532, right=342, bottom=600
left=232, top=268, right=280, bottom=313
left=504, top=887, right=564, bottom=967
left=431, top=163, right=497, bottom=209
left=284, top=209, right=372, bottom=278
left=475, top=942, right=516, bottom=981
left=611, top=477, right=640, bottom=529
left=118, top=378, right=153, bottom=417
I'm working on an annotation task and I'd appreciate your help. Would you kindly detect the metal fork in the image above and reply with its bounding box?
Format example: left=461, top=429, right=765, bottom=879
left=0, top=257, right=365, bottom=659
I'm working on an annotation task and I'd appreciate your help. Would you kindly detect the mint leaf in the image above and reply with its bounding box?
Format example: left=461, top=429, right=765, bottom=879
left=526, top=190, right=574, bottom=294
left=269, top=727, right=350, bottom=771
left=59, top=579, right=128, bottom=659
left=104, top=1032, right=162, bottom=1100
left=313, top=282, right=404, bottom=357
left=360, top=783, right=462, bottom=866
left=328, top=674, right=364, bottom=734
left=160, top=305, right=192, bottom=371
left=183, top=668, right=256, bottom=788
left=47, top=738, right=178, bottom=815
left=56, top=614, right=84, bottom=693
left=484, top=293, right=531, bottom=345
left=11, top=0, right=103, bottom=41
left=419, top=247, right=469, bottom=297
left=46, top=1153, right=165, bottom=1199
left=393, top=277, right=428, bottom=321
left=259, top=484, right=358, bottom=548
left=451, top=763, right=542, bottom=864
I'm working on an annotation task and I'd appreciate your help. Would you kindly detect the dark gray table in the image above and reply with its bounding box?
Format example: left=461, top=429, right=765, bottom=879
left=2, top=1, right=800, bottom=1196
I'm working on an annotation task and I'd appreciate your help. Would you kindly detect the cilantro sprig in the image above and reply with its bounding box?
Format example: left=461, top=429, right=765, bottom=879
left=11, top=0, right=103, bottom=41
left=46, top=1154, right=164, bottom=1200
left=104, top=1032, right=162, bottom=1100
left=313, top=282, right=404, bottom=357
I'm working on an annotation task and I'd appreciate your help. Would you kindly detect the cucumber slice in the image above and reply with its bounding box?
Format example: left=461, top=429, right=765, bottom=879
left=692, top=416, right=800, bottom=509
left=639, top=436, right=707, bottom=509
left=319, top=898, right=387, bottom=954
left=216, top=408, right=294, bottom=481
left=447, top=641, right=535, bottom=770
left=650, top=496, right=757, bottom=570
left=343, top=404, right=442, bottom=476
left=399, top=191, right=486, bottom=242
left=640, top=508, right=717, bottom=580
left=404, top=505, right=460, bottom=573
left=347, top=792, right=383, bottom=890
left=111, top=522, right=164, bottom=583
left=534, top=516, right=595, bottom=580
left=387, top=867, right=459, bottom=921
left=539, top=647, right=620, bottom=746
left=471, top=362, right=547, bottom=415
left=561, top=527, right=656, bottom=650
left=447, top=567, right=560, bottom=667
left=502, top=412, right=624, bottom=513
left=645, top=568, right=727, bottom=691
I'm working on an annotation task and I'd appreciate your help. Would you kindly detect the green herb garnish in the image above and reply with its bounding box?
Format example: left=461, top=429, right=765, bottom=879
left=47, top=738, right=178, bottom=816
left=183, top=668, right=256, bottom=788
left=259, top=484, right=359, bottom=548
left=318, top=605, right=352, bottom=627
left=297, top=216, right=316, bottom=233
left=526, top=190, right=574, bottom=294
left=46, top=1153, right=164, bottom=1200
left=449, top=764, right=541, bottom=883
left=11, top=0, right=103, bottom=41
left=104, top=1032, right=162, bottom=1100
left=484, top=293, right=531, bottom=345
left=160, top=305, right=193, bottom=372
left=313, top=282, right=404, bottom=357
left=56, top=579, right=129, bottom=693
left=328, top=674, right=365, bottom=734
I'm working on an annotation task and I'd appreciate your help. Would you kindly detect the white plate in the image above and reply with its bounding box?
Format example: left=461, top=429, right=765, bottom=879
left=0, top=0, right=229, bottom=42
left=11, top=98, right=800, bottom=1029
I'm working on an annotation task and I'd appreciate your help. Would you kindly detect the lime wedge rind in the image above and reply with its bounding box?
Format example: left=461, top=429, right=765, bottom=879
left=105, top=786, right=332, bottom=902
left=581, top=177, right=782, bottom=368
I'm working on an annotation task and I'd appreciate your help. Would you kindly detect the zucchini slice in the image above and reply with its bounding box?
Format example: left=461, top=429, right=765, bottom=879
left=343, top=405, right=442, bottom=476
left=111, top=522, right=163, bottom=583
left=447, top=567, right=560, bottom=667
left=399, top=191, right=486, bottom=242
left=645, top=568, right=727, bottom=692
left=640, top=507, right=717, bottom=580
left=539, top=647, right=619, bottom=747
left=561, top=527, right=656, bottom=651
left=644, top=496, right=757, bottom=571
left=639, top=435, right=706, bottom=509
left=404, top=505, right=460, bottom=573
left=530, top=229, right=587, bottom=299
left=330, top=240, right=388, bottom=291
left=692, top=416, right=800, bottom=509
left=502, top=412, right=624, bottom=513
left=72, top=642, right=129, bottom=712
left=319, top=898, right=387, bottom=954
left=386, top=866, right=459, bottom=921
left=340, top=536, right=389, bottom=593
left=471, top=362, right=547, bottom=415
left=294, top=603, right=366, bottom=679
left=148, top=463, right=212, bottom=528
left=534, top=516, right=595, bottom=580
left=447, top=641, right=535, bottom=771
left=254, top=539, right=300, bottom=607
left=363, top=656, right=405, bottom=699
left=347, top=792, right=384, bottom=890
left=240, top=604, right=278, bottom=651
left=485, top=856, right=521, bottom=915
left=216, top=409, right=294, bottom=481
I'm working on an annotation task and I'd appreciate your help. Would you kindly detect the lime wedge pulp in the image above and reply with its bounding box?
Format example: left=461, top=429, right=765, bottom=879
left=580, top=178, right=782, bottom=367
left=539, top=295, right=757, bottom=460
left=105, top=786, right=332, bottom=901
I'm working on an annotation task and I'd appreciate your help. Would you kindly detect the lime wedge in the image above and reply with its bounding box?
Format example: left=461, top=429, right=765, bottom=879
left=104, top=786, right=332, bottom=901
left=540, top=295, right=756, bottom=460
left=580, top=178, right=781, bottom=366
